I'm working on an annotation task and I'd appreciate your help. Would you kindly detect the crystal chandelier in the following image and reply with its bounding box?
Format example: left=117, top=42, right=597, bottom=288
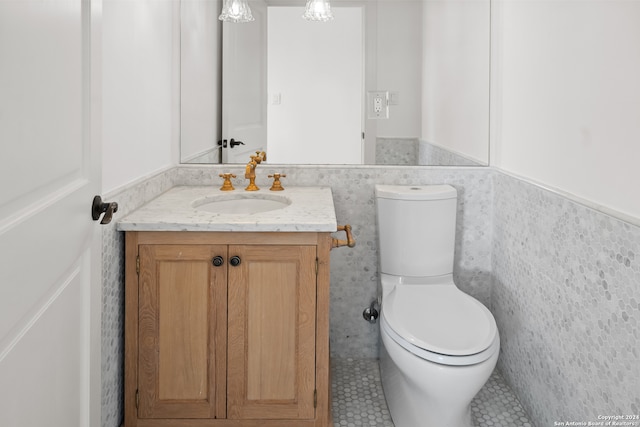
left=219, top=0, right=255, bottom=23
left=302, top=0, right=334, bottom=22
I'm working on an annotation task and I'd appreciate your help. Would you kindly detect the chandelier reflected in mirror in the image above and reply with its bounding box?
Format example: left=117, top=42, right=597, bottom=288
left=303, top=0, right=334, bottom=21
left=218, top=0, right=255, bottom=23
left=219, top=0, right=335, bottom=23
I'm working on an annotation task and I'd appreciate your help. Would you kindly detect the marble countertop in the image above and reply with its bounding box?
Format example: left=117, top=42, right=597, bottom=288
left=116, top=186, right=337, bottom=232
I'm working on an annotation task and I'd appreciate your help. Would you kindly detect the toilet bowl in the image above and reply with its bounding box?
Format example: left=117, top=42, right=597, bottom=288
left=379, top=277, right=499, bottom=427
left=375, top=185, right=500, bottom=427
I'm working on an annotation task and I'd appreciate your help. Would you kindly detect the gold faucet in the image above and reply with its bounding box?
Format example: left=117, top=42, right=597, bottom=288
left=244, top=151, right=266, bottom=191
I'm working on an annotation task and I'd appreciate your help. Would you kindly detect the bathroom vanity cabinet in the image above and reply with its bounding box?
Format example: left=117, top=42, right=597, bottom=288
left=123, top=231, right=333, bottom=427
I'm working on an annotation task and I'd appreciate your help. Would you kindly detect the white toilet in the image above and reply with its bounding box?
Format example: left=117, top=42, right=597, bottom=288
left=375, top=184, right=500, bottom=427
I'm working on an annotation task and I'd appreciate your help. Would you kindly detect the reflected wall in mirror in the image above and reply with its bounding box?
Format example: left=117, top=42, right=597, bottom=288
left=180, top=0, right=490, bottom=166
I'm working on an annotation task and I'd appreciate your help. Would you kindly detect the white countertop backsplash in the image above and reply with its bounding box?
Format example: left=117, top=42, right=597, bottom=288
left=116, top=186, right=337, bottom=232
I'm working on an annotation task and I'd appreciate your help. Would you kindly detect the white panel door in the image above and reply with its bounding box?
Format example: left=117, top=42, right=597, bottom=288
left=222, top=0, right=268, bottom=163
left=0, top=1, right=102, bottom=426
left=266, top=6, right=363, bottom=164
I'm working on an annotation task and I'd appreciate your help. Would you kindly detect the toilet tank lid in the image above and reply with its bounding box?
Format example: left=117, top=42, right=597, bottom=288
left=375, top=184, right=457, bottom=201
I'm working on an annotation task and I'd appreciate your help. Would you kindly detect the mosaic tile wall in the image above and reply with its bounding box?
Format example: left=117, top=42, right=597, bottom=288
left=101, top=164, right=640, bottom=427
left=101, top=168, right=177, bottom=427
left=419, top=139, right=485, bottom=166
left=176, top=165, right=494, bottom=358
left=101, top=164, right=494, bottom=426
left=374, top=138, right=485, bottom=167
left=491, top=171, right=640, bottom=426
left=375, top=138, right=419, bottom=165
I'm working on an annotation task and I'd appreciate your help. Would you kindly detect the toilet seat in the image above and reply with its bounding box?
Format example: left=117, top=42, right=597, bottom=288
left=381, top=284, right=498, bottom=366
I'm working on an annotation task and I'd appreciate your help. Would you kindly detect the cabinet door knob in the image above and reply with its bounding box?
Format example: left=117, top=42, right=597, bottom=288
left=230, top=256, right=241, bottom=267
left=212, top=256, right=224, bottom=267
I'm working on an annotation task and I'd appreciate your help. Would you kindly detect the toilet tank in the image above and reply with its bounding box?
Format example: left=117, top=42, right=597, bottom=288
left=375, top=185, right=457, bottom=277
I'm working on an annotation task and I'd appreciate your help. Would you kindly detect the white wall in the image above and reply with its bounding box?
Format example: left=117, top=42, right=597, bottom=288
left=180, top=0, right=222, bottom=162
left=267, top=6, right=363, bottom=164
left=421, top=0, right=491, bottom=164
left=490, top=0, right=640, bottom=220
left=102, top=0, right=180, bottom=194
left=376, top=0, right=422, bottom=138
left=99, top=0, right=640, bottom=220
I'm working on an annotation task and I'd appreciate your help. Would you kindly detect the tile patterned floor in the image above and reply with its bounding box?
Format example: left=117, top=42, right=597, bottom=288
left=331, top=358, right=534, bottom=427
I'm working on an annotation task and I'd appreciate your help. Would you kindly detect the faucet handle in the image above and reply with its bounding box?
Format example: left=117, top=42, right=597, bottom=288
left=219, top=173, right=236, bottom=191
left=268, top=173, right=286, bottom=191
left=254, top=151, right=267, bottom=163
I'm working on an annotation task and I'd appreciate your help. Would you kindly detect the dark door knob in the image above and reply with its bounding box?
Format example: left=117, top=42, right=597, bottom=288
left=229, top=138, right=245, bottom=148
left=212, top=256, right=224, bottom=267
left=230, top=256, right=241, bottom=266
left=91, top=195, right=118, bottom=225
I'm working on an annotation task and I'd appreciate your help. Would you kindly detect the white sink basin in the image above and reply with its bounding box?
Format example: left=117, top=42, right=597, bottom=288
left=193, top=194, right=291, bottom=214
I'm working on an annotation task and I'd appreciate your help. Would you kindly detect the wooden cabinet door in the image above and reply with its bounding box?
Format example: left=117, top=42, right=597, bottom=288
left=137, top=245, right=228, bottom=419
left=227, top=245, right=317, bottom=420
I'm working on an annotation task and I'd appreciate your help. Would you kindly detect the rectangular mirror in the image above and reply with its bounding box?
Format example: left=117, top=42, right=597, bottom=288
left=180, top=0, right=490, bottom=166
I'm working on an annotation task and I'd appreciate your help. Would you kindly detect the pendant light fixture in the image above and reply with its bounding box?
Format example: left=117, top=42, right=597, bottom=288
left=219, top=0, right=255, bottom=23
left=303, top=0, right=334, bottom=21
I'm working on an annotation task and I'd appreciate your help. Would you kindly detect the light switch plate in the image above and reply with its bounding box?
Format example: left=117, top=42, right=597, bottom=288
left=389, top=91, right=399, bottom=106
